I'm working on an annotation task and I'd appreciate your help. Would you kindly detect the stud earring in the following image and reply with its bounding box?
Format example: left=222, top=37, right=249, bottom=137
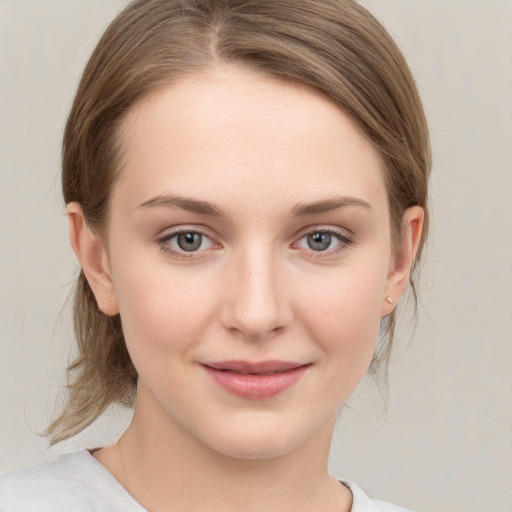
left=386, top=297, right=393, bottom=304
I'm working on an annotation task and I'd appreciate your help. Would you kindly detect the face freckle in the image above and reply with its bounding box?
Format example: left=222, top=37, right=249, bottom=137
left=105, top=64, right=397, bottom=459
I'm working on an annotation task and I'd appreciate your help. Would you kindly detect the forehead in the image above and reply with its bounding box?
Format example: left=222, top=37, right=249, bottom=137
left=113, top=65, right=388, bottom=215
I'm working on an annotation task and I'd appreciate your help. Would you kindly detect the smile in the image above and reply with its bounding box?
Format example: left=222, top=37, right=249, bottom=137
left=201, top=360, right=311, bottom=399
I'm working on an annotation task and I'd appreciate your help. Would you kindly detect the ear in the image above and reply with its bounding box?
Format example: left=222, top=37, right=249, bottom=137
left=381, top=206, right=424, bottom=317
left=67, top=202, right=119, bottom=316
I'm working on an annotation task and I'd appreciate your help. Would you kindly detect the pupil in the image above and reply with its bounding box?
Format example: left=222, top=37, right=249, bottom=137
left=307, top=232, right=331, bottom=251
left=177, top=233, right=202, bottom=251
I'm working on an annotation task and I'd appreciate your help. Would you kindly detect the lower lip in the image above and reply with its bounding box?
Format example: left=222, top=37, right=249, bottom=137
left=202, top=365, right=309, bottom=399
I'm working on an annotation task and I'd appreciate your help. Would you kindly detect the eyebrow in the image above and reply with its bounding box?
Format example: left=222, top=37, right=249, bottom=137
left=138, top=194, right=225, bottom=216
left=289, top=196, right=372, bottom=216
left=137, top=194, right=372, bottom=217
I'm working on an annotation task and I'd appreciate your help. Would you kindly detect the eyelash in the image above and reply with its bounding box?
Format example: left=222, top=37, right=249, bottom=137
left=156, top=227, right=353, bottom=259
left=293, top=228, right=353, bottom=258
left=156, top=228, right=217, bottom=258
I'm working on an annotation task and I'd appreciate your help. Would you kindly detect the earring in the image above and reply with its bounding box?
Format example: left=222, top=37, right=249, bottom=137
left=386, top=297, right=393, bottom=304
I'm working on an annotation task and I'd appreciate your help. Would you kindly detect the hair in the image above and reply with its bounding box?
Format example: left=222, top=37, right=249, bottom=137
left=48, top=0, right=430, bottom=444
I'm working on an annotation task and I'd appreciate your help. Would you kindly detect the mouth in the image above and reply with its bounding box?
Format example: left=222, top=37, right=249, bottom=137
left=201, top=360, right=311, bottom=399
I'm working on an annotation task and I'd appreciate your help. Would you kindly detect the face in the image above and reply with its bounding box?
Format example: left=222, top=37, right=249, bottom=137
left=78, top=65, right=415, bottom=459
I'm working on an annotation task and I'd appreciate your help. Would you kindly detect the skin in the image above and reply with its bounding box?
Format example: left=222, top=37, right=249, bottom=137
left=68, top=65, right=424, bottom=512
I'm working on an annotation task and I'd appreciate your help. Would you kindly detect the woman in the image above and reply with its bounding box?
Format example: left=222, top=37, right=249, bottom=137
left=0, top=1, right=430, bottom=510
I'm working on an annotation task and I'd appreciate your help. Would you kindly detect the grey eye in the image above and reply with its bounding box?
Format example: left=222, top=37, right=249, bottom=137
left=177, top=232, right=203, bottom=252
left=307, top=232, right=332, bottom=251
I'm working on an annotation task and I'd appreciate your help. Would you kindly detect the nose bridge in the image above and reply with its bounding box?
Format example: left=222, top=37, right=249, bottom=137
left=223, top=241, right=291, bottom=340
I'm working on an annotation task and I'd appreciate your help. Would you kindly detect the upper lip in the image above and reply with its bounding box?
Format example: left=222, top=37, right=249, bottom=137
left=202, top=360, right=308, bottom=375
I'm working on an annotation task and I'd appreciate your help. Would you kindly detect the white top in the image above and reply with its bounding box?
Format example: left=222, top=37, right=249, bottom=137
left=0, top=450, right=412, bottom=511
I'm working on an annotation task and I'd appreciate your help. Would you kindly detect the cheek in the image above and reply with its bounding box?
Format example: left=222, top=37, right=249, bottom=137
left=295, top=263, right=388, bottom=383
left=111, top=252, right=219, bottom=358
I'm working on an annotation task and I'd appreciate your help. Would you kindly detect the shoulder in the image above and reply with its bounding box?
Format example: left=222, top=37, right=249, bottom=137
left=0, top=451, right=97, bottom=512
left=343, top=481, right=414, bottom=512
left=0, top=450, right=145, bottom=512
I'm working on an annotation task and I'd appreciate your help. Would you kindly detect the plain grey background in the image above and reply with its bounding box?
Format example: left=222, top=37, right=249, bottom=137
left=1, top=1, right=511, bottom=511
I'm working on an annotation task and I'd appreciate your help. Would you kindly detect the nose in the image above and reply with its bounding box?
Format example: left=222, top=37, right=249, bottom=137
left=220, top=245, right=293, bottom=341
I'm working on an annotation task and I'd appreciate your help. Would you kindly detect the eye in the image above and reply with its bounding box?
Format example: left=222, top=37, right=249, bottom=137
left=306, top=232, right=334, bottom=251
left=159, top=229, right=215, bottom=255
left=296, top=229, right=351, bottom=253
left=175, top=232, right=206, bottom=252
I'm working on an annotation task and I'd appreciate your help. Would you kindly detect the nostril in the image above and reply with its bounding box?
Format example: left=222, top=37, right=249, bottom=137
left=219, top=260, right=293, bottom=339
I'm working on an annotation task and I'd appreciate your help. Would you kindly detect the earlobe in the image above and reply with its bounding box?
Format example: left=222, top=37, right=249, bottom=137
left=381, top=206, right=424, bottom=316
left=66, top=202, right=119, bottom=316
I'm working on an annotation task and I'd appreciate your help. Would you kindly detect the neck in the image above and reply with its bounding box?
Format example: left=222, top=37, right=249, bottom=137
left=98, top=387, right=352, bottom=512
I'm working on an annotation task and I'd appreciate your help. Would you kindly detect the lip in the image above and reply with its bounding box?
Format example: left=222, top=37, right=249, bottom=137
left=201, top=360, right=310, bottom=399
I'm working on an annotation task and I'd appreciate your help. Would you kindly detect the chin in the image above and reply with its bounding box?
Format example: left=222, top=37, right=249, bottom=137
left=196, top=413, right=330, bottom=461
left=210, top=434, right=303, bottom=461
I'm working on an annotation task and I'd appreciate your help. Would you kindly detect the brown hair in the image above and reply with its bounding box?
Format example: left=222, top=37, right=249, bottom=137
left=48, top=0, right=430, bottom=444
